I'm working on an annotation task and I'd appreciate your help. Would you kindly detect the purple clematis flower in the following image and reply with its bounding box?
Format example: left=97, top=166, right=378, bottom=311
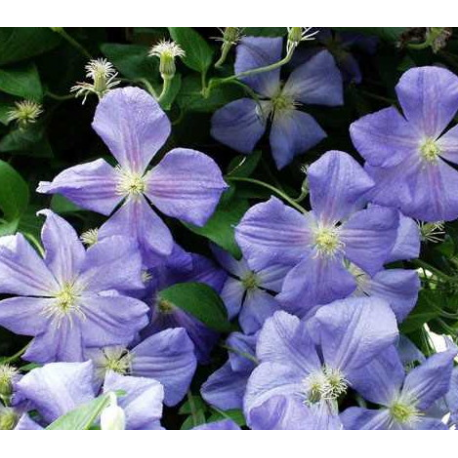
left=341, top=345, right=457, bottom=430
left=236, top=150, right=399, bottom=316
left=244, top=296, right=398, bottom=430
left=211, top=37, right=343, bottom=169
left=86, top=327, right=197, bottom=407
left=38, top=87, right=228, bottom=258
left=350, top=66, right=458, bottom=221
left=201, top=332, right=257, bottom=411
left=140, top=251, right=227, bottom=363
left=212, top=246, right=289, bottom=334
left=0, top=210, right=148, bottom=363
left=15, top=361, right=164, bottom=430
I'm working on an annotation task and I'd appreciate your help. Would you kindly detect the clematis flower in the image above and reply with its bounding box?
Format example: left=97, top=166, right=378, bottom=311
left=38, top=87, right=228, bottom=258
left=244, top=297, right=398, bottom=430
left=211, top=37, right=343, bottom=169
left=15, top=361, right=164, bottom=430
left=350, top=66, right=458, bottom=221
left=201, top=332, right=257, bottom=411
left=212, top=246, right=289, bottom=334
left=236, top=150, right=399, bottom=315
left=0, top=210, right=148, bottom=363
left=141, top=251, right=227, bottom=363
left=86, top=327, right=197, bottom=406
left=341, top=345, right=457, bottom=430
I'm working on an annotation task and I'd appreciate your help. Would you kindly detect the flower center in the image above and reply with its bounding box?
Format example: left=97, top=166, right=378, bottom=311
left=80, top=228, right=99, bottom=246
left=157, top=298, right=175, bottom=315
left=389, top=401, right=421, bottom=426
left=313, top=225, right=343, bottom=258
left=302, top=366, right=348, bottom=404
left=102, top=347, right=132, bottom=375
left=242, top=271, right=259, bottom=290
left=116, top=167, right=146, bottom=197
left=420, top=139, right=440, bottom=163
left=43, top=283, right=85, bottom=326
left=271, top=93, right=295, bottom=113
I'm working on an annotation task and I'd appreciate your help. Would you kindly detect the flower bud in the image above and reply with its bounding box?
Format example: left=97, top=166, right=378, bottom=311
left=0, top=407, right=18, bottom=430
left=100, top=392, right=126, bottom=430
left=149, top=40, right=185, bottom=81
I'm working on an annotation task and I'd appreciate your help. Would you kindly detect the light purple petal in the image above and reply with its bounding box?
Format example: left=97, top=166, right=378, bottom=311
left=80, top=294, right=149, bottom=348
left=311, top=296, right=398, bottom=375
left=446, top=367, right=458, bottom=424
left=226, top=332, right=257, bottom=373
left=201, top=361, right=248, bottom=411
left=14, top=414, right=44, bottom=430
left=92, top=87, right=171, bottom=174
left=36, top=159, right=120, bottom=216
left=270, top=109, right=326, bottom=169
left=131, top=328, right=197, bottom=407
left=98, top=195, right=174, bottom=258
left=349, top=346, right=404, bottom=406
left=257, top=264, right=290, bottom=292
left=282, top=50, right=343, bottom=106
left=403, top=348, right=458, bottom=411
left=302, top=401, right=343, bottom=430
left=24, top=319, right=85, bottom=363
left=16, top=361, right=95, bottom=423
left=103, top=371, right=164, bottom=430
left=79, top=235, right=144, bottom=292
left=414, top=417, right=448, bottom=430
left=386, top=212, right=420, bottom=263
left=235, top=196, right=312, bottom=271
left=0, top=233, right=59, bottom=296
left=350, top=107, right=419, bottom=168
left=0, top=296, right=49, bottom=336
left=277, top=254, right=356, bottom=317
left=308, top=150, right=374, bottom=223
left=239, top=289, right=281, bottom=335
left=341, top=407, right=392, bottom=430
left=256, top=311, right=321, bottom=373
left=437, top=123, right=458, bottom=164
left=396, top=66, right=458, bottom=138
left=340, top=206, right=399, bottom=276
left=368, top=269, right=420, bottom=322
left=405, top=158, right=458, bottom=222
left=220, top=277, right=245, bottom=319
left=211, top=244, right=250, bottom=279
left=244, top=362, right=304, bottom=422
left=235, top=37, right=282, bottom=97
left=193, top=419, right=241, bottom=430
left=211, top=98, right=267, bottom=154
left=145, top=148, right=227, bottom=226
left=38, top=210, right=85, bottom=285
left=248, top=395, right=312, bottom=430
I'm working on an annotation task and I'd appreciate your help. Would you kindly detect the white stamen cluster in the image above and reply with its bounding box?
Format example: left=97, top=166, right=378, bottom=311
left=302, top=366, right=348, bottom=404
left=7, top=100, right=43, bottom=128
left=149, top=40, right=185, bottom=80
left=115, top=166, right=146, bottom=197
left=0, top=364, right=18, bottom=398
left=42, top=283, right=85, bottom=326
left=419, top=138, right=440, bottom=164
left=389, top=395, right=422, bottom=426
left=71, top=58, right=120, bottom=103
left=80, top=228, right=99, bottom=246
left=287, top=27, right=319, bottom=52
left=312, top=223, right=344, bottom=259
left=418, top=221, right=445, bottom=243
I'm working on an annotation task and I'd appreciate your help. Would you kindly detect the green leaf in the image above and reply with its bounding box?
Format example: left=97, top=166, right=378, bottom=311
left=0, top=124, right=52, bottom=157
left=0, top=160, right=29, bottom=221
left=400, top=290, right=442, bottom=334
left=50, top=194, right=83, bottom=214
left=183, top=189, right=249, bottom=259
left=178, top=395, right=206, bottom=415
left=0, top=63, right=42, bottom=101
left=332, top=27, right=408, bottom=42
left=100, top=43, right=159, bottom=83
left=0, top=28, right=61, bottom=66
left=168, top=28, right=213, bottom=73
left=159, top=73, right=182, bottom=110
left=46, top=393, right=112, bottom=430
left=0, top=102, right=12, bottom=125
left=180, top=410, right=207, bottom=430
left=158, top=282, right=231, bottom=333
left=177, top=75, right=243, bottom=113
left=227, top=151, right=262, bottom=178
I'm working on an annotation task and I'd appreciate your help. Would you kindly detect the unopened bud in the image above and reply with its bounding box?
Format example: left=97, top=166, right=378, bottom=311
left=0, top=407, right=18, bottom=430
left=101, top=392, right=126, bottom=430
left=0, top=364, right=18, bottom=399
